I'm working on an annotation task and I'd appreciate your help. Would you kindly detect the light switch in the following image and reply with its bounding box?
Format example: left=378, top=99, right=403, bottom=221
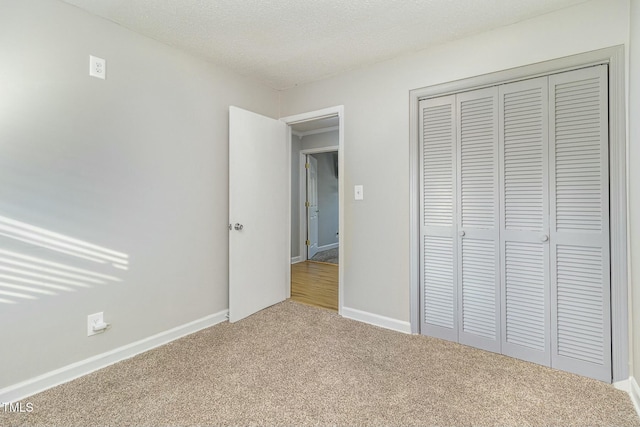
left=354, top=185, right=364, bottom=200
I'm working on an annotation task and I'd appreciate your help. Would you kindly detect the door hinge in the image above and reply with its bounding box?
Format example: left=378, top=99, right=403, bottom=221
left=305, top=163, right=310, bottom=169
left=305, top=201, right=310, bottom=207
left=305, top=240, right=310, bottom=246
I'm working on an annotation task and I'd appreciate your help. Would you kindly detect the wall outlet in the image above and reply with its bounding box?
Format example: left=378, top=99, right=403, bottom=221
left=87, top=312, right=105, bottom=336
left=89, top=55, right=106, bottom=79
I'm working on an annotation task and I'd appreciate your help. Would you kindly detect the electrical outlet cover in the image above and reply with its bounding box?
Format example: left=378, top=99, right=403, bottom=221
left=89, top=55, right=106, bottom=79
left=87, top=312, right=104, bottom=336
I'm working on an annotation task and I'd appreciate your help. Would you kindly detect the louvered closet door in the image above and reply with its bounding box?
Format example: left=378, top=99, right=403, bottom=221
left=499, top=77, right=551, bottom=366
left=420, top=96, right=458, bottom=341
left=549, top=65, right=611, bottom=382
left=456, top=88, right=501, bottom=353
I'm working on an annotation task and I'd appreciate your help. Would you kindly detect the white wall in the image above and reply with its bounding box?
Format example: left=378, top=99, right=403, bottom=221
left=0, top=0, right=278, bottom=389
left=280, top=0, right=631, bottom=323
left=312, top=152, right=339, bottom=248
left=301, top=130, right=339, bottom=151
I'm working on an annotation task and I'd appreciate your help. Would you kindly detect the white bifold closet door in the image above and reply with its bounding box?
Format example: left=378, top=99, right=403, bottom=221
left=498, top=76, right=551, bottom=366
left=420, top=64, right=611, bottom=382
left=456, top=88, right=501, bottom=353
left=549, top=66, right=610, bottom=382
left=419, top=95, right=458, bottom=341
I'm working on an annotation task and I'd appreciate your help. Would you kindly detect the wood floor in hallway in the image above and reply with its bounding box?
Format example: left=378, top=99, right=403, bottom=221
left=290, top=261, right=338, bottom=311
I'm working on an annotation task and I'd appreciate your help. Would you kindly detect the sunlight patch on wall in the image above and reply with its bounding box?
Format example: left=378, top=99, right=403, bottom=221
left=0, top=216, right=128, bottom=270
left=0, top=215, right=128, bottom=304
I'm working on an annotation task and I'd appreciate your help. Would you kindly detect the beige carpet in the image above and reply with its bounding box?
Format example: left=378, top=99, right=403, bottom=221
left=2, top=301, right=638, bottom=426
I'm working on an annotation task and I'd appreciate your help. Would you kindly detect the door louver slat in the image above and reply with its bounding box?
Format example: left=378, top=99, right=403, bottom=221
left=505, top=241, right=545, bottom=351
left=460, top=96, right=496, bottom=229
left=462, top=238, right=496, bottom=339
left=503, top=87, right=544, bottom=231
left=423, top=104, right=454, bottom=227
left=424, top=236, right=454, bottom=328
left=554, top=76, right=603, bottom=232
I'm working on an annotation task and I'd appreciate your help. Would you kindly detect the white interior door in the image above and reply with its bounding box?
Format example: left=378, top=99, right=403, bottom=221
left=306, top=155, right=319, bottom=259
left=229, top=106, right=288, bottom=323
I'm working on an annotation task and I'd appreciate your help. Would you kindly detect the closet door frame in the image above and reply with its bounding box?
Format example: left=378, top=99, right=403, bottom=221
left=409, top=45, right=627, bottom=382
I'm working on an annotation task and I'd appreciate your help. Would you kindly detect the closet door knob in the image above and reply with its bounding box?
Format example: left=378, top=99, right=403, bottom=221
left=458, top=230, right=465, bottom=237
left=541, top=234, right=549, bottom=242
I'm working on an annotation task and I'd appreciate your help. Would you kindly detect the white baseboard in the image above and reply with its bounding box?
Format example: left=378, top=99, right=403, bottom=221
left=616, top=377, right=640, bottom=418
left=291, top=256, right=302, bottom=264
left=614, top=378, right=630, bottom=393
left=0, top=309, right=228, bottom=404
left=630, top=376, right=640, bottom=418
left=318, top=243, right=339, bottom=251
left=342, top=306, right=411, bottom=334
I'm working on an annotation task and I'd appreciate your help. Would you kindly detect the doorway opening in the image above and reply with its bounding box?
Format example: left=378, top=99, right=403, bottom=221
left=281, top=107, right=344, bottom=313
left=301, top=149, right=339, bottom=263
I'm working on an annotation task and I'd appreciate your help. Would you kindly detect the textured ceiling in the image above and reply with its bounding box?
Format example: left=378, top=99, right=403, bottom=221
left=61, top=0, right=588, bottom=90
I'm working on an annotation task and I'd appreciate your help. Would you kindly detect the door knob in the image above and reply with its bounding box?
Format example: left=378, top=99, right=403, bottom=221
left=541, top=234, right=549, bottom=242
left=234, top=223, right=244, bottom=231
left=459, top=230, right=465, bottom=237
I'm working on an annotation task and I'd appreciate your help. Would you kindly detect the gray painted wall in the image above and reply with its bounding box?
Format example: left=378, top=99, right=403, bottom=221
left=312, top=152, right=339, bottom=248
left=0, top=0, right=278, bottom=388
left=280, top=0, right=630, bottom=326
left=629, top=0, right=640, bottom=383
